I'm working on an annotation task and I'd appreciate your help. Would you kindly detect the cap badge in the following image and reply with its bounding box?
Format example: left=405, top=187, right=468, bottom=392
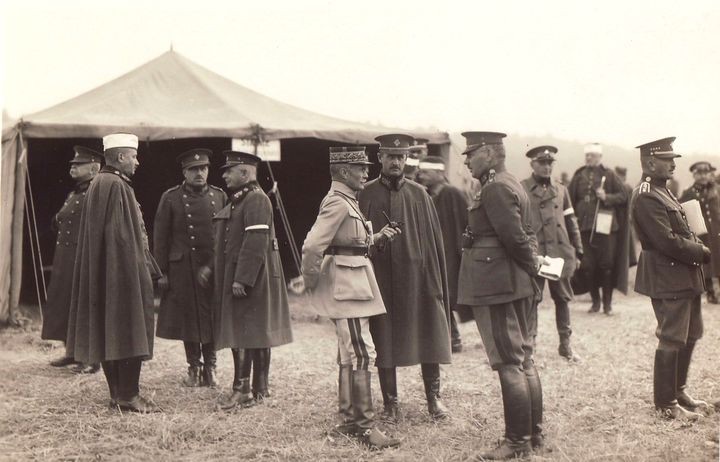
left=194, top=154, right=200, bottom=160
left=393, top=138, right=401, bottom=147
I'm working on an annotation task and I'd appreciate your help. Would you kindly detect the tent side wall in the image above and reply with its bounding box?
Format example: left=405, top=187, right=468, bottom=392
left=1, top=127, right=27, bottom=324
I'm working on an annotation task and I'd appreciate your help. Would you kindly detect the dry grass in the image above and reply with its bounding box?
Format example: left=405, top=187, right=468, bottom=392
left=1, top=286, right=719, bottom=461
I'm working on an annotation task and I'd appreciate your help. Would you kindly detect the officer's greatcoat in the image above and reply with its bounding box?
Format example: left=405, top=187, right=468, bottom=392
left=520, top=176, right=582, bottom=279
left=212, top=182, right=293, bottom=350
left=302, top=181, right=386, bottom=319
left=359, top=175, right=451, bottom=368
left=42, top=180, right=91, bottom=341
left=153, top=183, right=226, bottom=342
left=679, top=181, right=720, bottom=277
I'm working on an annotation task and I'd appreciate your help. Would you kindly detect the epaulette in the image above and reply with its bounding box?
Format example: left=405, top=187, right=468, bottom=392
left=164, top=184, right=181, bottom=194
left=639, top=176, right=651, bottom=194
left=209, top=184, right=224, bottom=193
left=232, top=184, right=258, bottom=201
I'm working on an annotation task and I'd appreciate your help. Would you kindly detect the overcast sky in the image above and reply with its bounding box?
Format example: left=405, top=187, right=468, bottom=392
left=2, top=0, right=719, bottom=154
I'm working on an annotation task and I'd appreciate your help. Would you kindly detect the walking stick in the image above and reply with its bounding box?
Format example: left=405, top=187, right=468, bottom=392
left=589, top=175, right=606, bottom=244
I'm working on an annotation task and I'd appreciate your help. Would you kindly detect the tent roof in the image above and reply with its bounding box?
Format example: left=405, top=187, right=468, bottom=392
left=19, top=51, right=447, bottom=144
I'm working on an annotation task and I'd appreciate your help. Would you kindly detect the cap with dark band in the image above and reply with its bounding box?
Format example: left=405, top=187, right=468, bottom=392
left=635, top=137, right=681, bottom=159
left=177, top=148, right=212, bottom=169
left=409, top=137, right=429, bottom=153
left=526, top=145, right=558, bottom=161
left=70, top=146, right=103, bottom=164
left=690, top=161, right=716, bottom=173
left=375, top=134, right=414, bottom=154
left=329, top=146, right=372, bottom=165
left=220, top=150, right=262, bottom=169
left=461, top=131, right=506, bottom=155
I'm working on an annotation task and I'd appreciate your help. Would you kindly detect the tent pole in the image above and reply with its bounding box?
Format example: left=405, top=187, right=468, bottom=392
left=24, top=195, right=44, bottom=315
left=25, top=165, right=48, bottom=301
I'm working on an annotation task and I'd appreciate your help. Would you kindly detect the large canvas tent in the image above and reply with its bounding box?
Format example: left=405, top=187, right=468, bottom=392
left=1, top=50, right=449, bottom=324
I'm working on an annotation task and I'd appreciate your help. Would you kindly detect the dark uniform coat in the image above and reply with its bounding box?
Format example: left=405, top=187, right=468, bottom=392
left=679, top=182, right=720, bottom=277
left=212, top=182, right=293, bottom=350
left=153, top=183, right=227, bottom=342
left=430, top=183, right=474, bottom=322
left=632, top=178, right=705, bottom=299
left=520, top=176, right=582, bottom=279
left=568, top=164, right=630, bottom=294
left=359, top=175, right=451, bottom=368
left=41, top=180, right=91, bottom=341
left=66, top=166, right=161, bottom=364
left=457, top=171, right=538, bottom=306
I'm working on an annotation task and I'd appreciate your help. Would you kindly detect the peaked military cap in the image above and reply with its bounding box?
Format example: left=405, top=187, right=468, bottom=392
left=461, top=131, right=506, bottom=155
left=329, top=146, right=372, bottom=165
left=103, top=133, right=138, bottom=151
left=220, top=150, right=262, bottom=169
left=418, top=155, right=446, bottom=171
left=375, top=134, right=414, bottom=154
left=689, top=161, right=716, bottom=173
left=635, top=137, right=681, bottom=159
left=177, top=148, right=212, bottom=169
left=584, top=142, right=603, bottom=155
left=70, top=146, right=103, bottom=164
left=409, top=137, right=429, bottom=153
left=526, top=145, right=558, bottom=161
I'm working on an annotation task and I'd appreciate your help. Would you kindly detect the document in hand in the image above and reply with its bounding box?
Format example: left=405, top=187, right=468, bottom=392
left=538, top=256, right=565, bottom=281
left=680, top=199, right=708, bottom=236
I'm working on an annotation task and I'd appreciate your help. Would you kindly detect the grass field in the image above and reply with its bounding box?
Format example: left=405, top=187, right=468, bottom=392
left=1, top=287, right=718, bottom=461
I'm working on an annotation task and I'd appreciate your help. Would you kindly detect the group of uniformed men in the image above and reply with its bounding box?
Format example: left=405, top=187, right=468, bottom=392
left=41, top=130, right=714, bottom=459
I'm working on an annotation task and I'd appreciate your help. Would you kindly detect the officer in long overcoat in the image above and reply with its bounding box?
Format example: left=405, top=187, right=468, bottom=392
left=154, top=149, right=227, bottom=387
left=631, top=137, right=711, bottom=420
left=200, top=151, right=293, bottom=410
left=43, top=146, right=102, bottom=373
left=679, top=161, right=720, bottom=303
left=521, top=146, right=583, bottom=361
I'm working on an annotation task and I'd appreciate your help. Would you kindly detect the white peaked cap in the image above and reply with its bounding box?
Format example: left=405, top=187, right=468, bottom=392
left=584, top=142, right=602, bottom=155
left=405, top=157, right=420, bottom=166
left=103, top=133, right=139, bottom=151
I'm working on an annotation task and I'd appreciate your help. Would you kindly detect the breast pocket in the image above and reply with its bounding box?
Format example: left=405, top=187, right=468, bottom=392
left=333, top=255, right=374, bottom=301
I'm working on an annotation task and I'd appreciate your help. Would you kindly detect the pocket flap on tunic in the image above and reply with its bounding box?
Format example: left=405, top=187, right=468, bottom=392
left=333, top=256, right=374, bottom=301
left=168, top=252, right=184, bottom=262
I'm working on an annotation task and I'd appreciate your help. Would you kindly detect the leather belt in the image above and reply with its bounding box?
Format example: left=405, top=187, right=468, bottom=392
left=324, top=246, right=368, bottom=256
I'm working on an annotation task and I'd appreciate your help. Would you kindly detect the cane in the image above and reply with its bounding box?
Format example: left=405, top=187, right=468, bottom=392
left=589, top=175, right=607, bottom=244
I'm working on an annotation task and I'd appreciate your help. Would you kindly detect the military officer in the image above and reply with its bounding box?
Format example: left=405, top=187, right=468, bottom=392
left=458, top=132, right=544, bottom=460
left=521, top=146, right=583, bottom=361
left=358, top=134, right=452, bottom=422
left=299, top=146, right=401, bottom=449
left=153, top=149, right=227, bottom=387
left=679, top=161, right=720, bottom=304
left=631, top=137, right=710, bottom=420
left=416, top=155, right=472, bottom=353
left=43, top=146, right=102, bottom=374
left=199, top=151, right=293, bottom=410
left=568, top=143, right=629, bottom=315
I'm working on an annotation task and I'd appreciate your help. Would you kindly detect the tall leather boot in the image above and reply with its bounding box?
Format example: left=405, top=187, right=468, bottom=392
left=421, top=363, right=449, bottom=420
left=676, top=341, right=709, bottom=411
left=102, top=360, right=119, bottom=407
left=378, top=367, right=399, bottom=422
left=653, top=349, right=701, bottom=420
left=183, top=342, right=203, bottom=387
left=201, top=343, right=218, bottom=387
left=252, top=348, right=271, bottom=401
left=477, top=365, right=532, bottom=460
left=352, top=370, right=400, bottom=449
left=588, top=286, right=601, bottom=313
left=525, top=365, right=544, bottom=451
left=219, top=348, right=254, bottom=410
left=115, top=358, right=159, bottom=413
left=332, top=364, right=355, bottom=436
left=601, top=270, right=614, bottom=315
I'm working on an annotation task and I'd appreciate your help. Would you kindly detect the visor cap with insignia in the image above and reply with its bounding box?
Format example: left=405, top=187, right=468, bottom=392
left=408, top=137, right=429, bottom=154
left=635, top=137, right=681, bottom=159
left=329, top=146, right=372, bottom=165
left=689, top=161, right=715, bottom=173
left=461, top=131, right=506, bottom=155
left=177, top=148, right=212, bottom=169
left=526, top=145, right=558, bottom=161
left=375, top=133, right=414, bottom=155
left=220, top=150, right=262, bottom=170
left=70, top=145, right=103, bottom=164
left=103, top=133, right=139, bottom=151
